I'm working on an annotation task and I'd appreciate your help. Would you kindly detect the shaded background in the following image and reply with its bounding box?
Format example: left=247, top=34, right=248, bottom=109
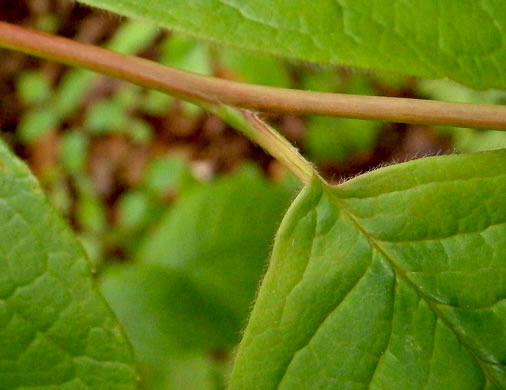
left=1, top=1, right=506, bottom=388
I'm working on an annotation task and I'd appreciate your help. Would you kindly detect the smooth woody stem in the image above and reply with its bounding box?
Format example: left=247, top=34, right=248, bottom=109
left=0, top=21, right=505, bottom=131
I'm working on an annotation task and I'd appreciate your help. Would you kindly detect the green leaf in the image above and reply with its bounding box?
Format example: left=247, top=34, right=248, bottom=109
left=76, top=194, right=107, bottom=234
left=17, top=108, right=58, bottom=144
left=104, top=21, right=160, bottom=54
left=126, top=118, right=154, bottom=145
left=77, top=0, right=506, bottom=89
left=137, top=166, right=292, bottom=324
left=217, top=48, right=292, bottom=88
left=101, top=264, right=237, bottom=365
left=451, top=129, right=506, bottom=153
left=161, top=35, right=212, bottom=76
left=113, top=85, right=143, bottom=110
left=305, top=116, right=379, bottom=162
left=60, top=130, right=89, bottom=174
left=302, top=70, right=380, bottom=162
left=418, top=80, right=506, bottom=153
left=142, top=156, right=196, bottom=198
left=161, top=354, right=227, bottom=390
left=101, top=263, right=232, bottom=389
left=16, top=71, right=52, bottom=105
left=35, top=13, right=60, bottom=33
left=0, top=140, right=136, bottom=389
left=159, top=35, right=213, bottom=116
left=84, top=99, right=127, bottom=135
left=229, top=150, right=506, bottom=389
left=116, top=190, right=157, bottom=231
left=101, top=167, right=293, bottom=385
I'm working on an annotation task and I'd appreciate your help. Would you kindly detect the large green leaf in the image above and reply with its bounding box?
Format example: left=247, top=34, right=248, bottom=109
left=0, top=141, right=137, bottom=389
left=101, top=265, right=231, bottom=390
left=101, top=166, right=293, bottom=387
left=77, top=0, right=506, bottom=89
left=137, top=166, right=293, bottom=326
left=229, top=150, right=506, bottom=389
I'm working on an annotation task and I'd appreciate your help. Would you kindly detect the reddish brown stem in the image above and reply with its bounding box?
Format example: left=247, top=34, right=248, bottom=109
left=0, top=21, right=505, bottom=130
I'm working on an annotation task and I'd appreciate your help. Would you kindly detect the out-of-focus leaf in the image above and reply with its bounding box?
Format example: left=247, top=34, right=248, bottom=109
left=142, top=90, right=172, bottom=115
left=16, top=71, right=52, bottom=105
left=84, top=100, right=127, bottom=135
left=161, top=35, right=212, bottom=76
left=303, top=72, right=380, bottom=162
left=218, top=48, right=291, bottom=88
left=300, top=68, right=342, bottom=93
left=127, top=118, right=153, bottom=145
left=114, top=85, right=143, bottom=110
left=105, top=21, right=160, bottom=54
left=159, top=35, right=213, bottom=116
left=138, top=166, right=292, bottom=322
left=161, top=354, right=227, bottom=390
left=76, top=194, right=107, bottom=234
left=60, top=130, right=89, bottom=174
left=305, top=115, right=379, bottom=162
left=17, top=107, right=58, bottom=144
left=101, top=265, right=238, bottom=364
left=78, top=233, right=104, bottom=267
left=142, top=156, right=197, bottom=197
left=101, top=167, right=293, bottom=387
left=419, top=79, right=506, bottom=153
left=419, top=80, right=506, bottom=105
left=35, top=13, right=60, bottom=33
left=52, top=69, right=96, bottom=118
left=452, top=129, right=506, bottom=153
left=116, top=190, right=157, bottom=231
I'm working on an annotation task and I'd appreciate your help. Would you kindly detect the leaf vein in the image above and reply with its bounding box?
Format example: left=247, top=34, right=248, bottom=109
left=326, top=187, right=506, bottom=389
left=365, top=272, right=397, bottom=390
left=276, top=256, right=372, bottom=389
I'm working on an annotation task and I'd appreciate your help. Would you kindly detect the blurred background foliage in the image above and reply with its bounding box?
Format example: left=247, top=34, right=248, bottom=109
left=1, top=1, right=505, bottom=389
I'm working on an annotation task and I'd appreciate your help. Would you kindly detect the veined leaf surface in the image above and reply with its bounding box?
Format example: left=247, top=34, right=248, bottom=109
left=229, top=150, right=506, bottom=389
left=0, top=141, right=137, bottom=389
left=77, top=0, right=506, bottom=89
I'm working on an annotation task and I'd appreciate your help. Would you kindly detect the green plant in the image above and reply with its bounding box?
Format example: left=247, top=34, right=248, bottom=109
left=0, top=1, right=505, bottom=389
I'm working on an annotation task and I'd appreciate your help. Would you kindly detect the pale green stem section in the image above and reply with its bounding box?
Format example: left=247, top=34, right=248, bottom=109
left=210, top=105, right=317, bottom=184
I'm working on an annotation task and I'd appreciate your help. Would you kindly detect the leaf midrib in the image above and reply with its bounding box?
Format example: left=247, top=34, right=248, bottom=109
left=323, top=186, right=503, bottom=389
